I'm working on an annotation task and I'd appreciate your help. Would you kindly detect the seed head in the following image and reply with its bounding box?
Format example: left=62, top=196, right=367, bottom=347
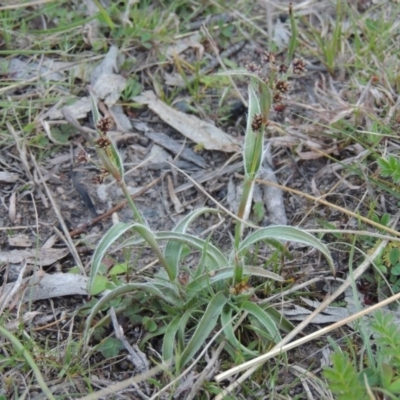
left=275, top=80, right=290, bottom=93
left=246, top=62, right=261, bottom=75
left=76, top=149, right=90, bottom=164
left=262, top=51, right=276, bottom=65
left=291, top=58, right=307, bottom=75
left=251, top=113, right=263, bottom=131
left=97, top=117, right=113, bottom=134
left=278, top=64, right=288, bottom=74
left=273, top=91, right=283, bottom=103
left=96, top=136, right=111, bottom=149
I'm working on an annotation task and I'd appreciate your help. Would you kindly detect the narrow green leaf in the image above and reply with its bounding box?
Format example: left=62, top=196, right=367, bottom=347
left=89, top=222, right=132, bottom=292
left=164, top=208, right=219, bottom=281
left=162, top=315, right=181, bottom=362
left=186, top=267, right=234, bottom=296
left=241, top=301, right=281, bottom=343
left=262, top=305, right=295, bottom=333
left=221, top=307, right=258, bottom=357
left=180, top=292, right=228, bottom=367
left=238, top=226, right=334, bottom=275
left=244, top=79, right=262, bottom=176
left=90, top=92, right=101, bottom=127
left=244, top=266, right=284, bottom=282
left=157, top=231, right=228, bottom=270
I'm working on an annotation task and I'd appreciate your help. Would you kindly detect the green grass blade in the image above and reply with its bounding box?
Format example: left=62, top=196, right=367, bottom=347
left=179, top=292, right=228, bottom=367
left=0, top=326, right=56, bottom=400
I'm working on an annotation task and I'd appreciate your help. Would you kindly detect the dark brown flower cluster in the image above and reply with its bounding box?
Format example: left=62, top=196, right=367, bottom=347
left=245, top=51, right=307, bottom=112
left=96, top=135, right=111, bottom=149
left=251, top=113, right=263, bottom=131
left=76, top=149, right=90, bottom=164
left=92, top=167, right=110, bottom=184
left=291, top=58, right=307, bottom=75
left=97, top=117, right=113, bottom=134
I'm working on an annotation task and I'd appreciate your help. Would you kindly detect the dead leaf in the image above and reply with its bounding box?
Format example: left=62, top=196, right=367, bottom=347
left=8, top=234, right=32, bottom=248
left=0, top=171, right=18, bottom=183
left=163, top=32, right=202, bottom=58
left=2, top=272, right=89, bottom=304
left=91, top=74, right=126, bottom=105
left=8, top=58, right=64, bottom=82
left=91, top=45, right=119, bottom=83
left=133, top=91, right=241, bottom=152
left=0, top=248, right=69, bottom=266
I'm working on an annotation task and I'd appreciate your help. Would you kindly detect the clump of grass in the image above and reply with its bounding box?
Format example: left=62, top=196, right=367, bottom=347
left=80, top=6, right=335, bottom=396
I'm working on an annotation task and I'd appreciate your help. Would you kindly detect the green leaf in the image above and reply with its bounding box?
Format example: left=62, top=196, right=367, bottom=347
left=389, top=248, right=400, bottom=266
left=90, top=92, right=101, bottom=127
left=180, top=292, right=228, bottom=367
left=252, top=202, right=265, bottom=223
left=388, top=378, right=400, bottom=394
left=323, top=352, right=367, bottom=399
left=392, top=264, right=400, bottom=276
left=162, top=315, right=181, bottom=362
left=243, top=266, right=284, bottom=282
left=381, top=363, right=394, bottom=389
left=97, top=337, right=124, bottom=358
left=91, top=274, right=110, bottom=295
left=90, top=222, right=173, bottom=292
left=164, top=208, right=219, bottom=281
left=143, top=316, right=157, bottom=332
left=221, top=307, right=258, bottom=358
left=261, top=305, right=295, bottom=333
left=381, top=213, right=390, bottom=226
left=238, top=226, right=334, bottom=275
left=240, top=301, right=281, bottom=343
left=243, top=78, right=263, bottom=177
left=89, top=222, right=132, bottom=292
left=110, top=263, right=128, bottom=275
left=157, top=231, right=228, bottom=270
left=83, top=283, right=180, bottom=347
